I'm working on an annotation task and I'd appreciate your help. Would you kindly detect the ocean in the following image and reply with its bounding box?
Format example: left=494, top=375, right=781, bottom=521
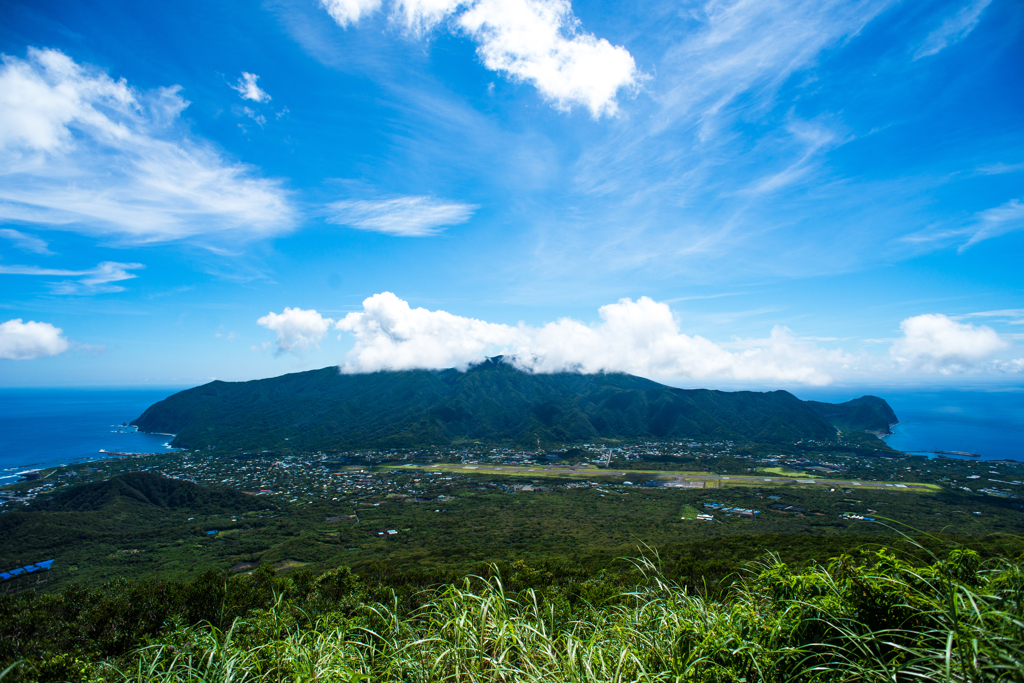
left=0, top=388, right=184, bottom=482
left=0, top=386, right=1022, bottom=481
left=793, top=387, right=1024, bottom=462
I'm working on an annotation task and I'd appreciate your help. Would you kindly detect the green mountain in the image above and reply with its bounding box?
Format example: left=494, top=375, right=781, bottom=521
left=28, top=471, right=269, bottom=514
left=807, top=396, right=898, bottom=436
left=133, top=358, right=897, bottom=450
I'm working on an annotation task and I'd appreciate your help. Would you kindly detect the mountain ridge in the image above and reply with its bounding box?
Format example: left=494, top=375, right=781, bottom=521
left=133, top=358, right=897, bottom=450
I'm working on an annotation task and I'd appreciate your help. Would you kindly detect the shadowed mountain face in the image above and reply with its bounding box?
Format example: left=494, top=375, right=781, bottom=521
left=132, top=358, right=897, bottom=450
left=807, top=396, right=899, bottom=436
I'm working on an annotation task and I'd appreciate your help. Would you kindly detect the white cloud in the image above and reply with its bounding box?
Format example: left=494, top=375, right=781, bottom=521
left=325, top=196, right=478, bottom=236
left=332, top=294, right=1023, bottom=383
left=891, top=314, right=1009, bottom=372
left=0, top=48, right=294, bottom=244
left=320, top=0, right=383, bottom=27
left=975, top=162, right=1024, bottom=176
left=321, top=0, right=640, bottom=117
left=961, top=198, right=1024, bottom=251
left=994, top=358, right=1024, bottom=373
left=257, top=307, right=336, bottom=355
left=0, top=228, right=51, bottom=254
left=899, top=197, right=1024, bottom=252
left=392, top=0, right=461, bottom=34
left=959, top=309, right=1024, bottom=325
left=914, top=0, right=992, bottom=60
left=238, top=106, right=267, bottom=128
left=456, top=0, right=639, bottom=117
left=336, top=292, right=522, bottom=370
left=230, top=72, right=271, bottom=102
left=0, top=318, right=69, bottom=360
left=334, top=292, right=859, bottom=384
left=0, top=260, right=144, bottom=294
left=657, top=0, right=894, bottom=130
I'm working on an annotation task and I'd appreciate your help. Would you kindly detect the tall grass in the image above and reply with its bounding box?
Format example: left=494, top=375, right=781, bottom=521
left=88, top=544, right=1022, bottom=683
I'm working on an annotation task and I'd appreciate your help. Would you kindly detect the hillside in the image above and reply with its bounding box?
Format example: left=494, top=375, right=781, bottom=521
left=0, top=473, right=276, bottom=586
left=27, top=471, right=268, bottom=514
left=807, top=395, right=898, bottom=435
left=133, top=358, right=897, bottom=450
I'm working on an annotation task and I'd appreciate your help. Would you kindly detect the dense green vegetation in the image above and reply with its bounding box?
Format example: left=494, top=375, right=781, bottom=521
left=2, top=539, right=1022, bottom=682
left=5, top=460, right=1024, bottom=594
left=132, top=360, right=897, bottom=450
left=806, top=396, right=898, bottom=436
left=13, top=416, right=1016, bottom=683
left=4, top=435, right=1020, bottom=681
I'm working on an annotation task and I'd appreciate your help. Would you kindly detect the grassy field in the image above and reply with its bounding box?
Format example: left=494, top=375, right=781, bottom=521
left=756, top=466, right=814, bottom=477
left=387, top=463, right=942, bottom=492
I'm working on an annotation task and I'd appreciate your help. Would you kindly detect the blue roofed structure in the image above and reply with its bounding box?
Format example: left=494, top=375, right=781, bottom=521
left=0, top=559, right=55, bottom=581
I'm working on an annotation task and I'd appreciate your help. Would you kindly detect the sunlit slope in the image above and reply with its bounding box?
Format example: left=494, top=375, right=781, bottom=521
left=133, top=358, right=896, bottom=450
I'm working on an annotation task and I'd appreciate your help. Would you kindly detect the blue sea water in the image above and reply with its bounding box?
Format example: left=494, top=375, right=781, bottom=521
left=793, top=387, right=1024, bottom=462
left=0, top=388, right=185, bottom=482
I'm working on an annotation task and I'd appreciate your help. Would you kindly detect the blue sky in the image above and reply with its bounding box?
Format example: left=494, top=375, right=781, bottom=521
left=0, top=0, right=1021, bottom=390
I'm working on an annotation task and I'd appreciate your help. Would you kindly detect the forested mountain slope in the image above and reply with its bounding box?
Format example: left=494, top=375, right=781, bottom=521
left=133, top=357, right=896, bottom=450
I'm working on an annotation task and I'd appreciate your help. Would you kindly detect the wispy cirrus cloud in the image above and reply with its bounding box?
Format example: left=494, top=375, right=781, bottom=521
left=958, top=309, right=1024, bottom=325
left=325, top=196, right=478, bottom=236
left=0, top=261, right=144, bottom=294
left=0, top=48, right=294, bottom=245
left=901, top=197, right=1024, bottom=253
left=0, top=228, right=51, bottom=255
left=913, top=0, right=992, bottom=59
left=961, top=199, right=1024, bottom=251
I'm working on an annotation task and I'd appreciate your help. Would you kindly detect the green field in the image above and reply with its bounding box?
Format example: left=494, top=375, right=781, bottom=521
left=388, top=462, right=941, bottom=492
left=756, top=465, right=813, bottom=477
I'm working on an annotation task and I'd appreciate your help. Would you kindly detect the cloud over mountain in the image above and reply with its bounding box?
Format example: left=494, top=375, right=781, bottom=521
left=255, top=293, right=1021, bottom=384
left=331, top=292, right=864, bottom=384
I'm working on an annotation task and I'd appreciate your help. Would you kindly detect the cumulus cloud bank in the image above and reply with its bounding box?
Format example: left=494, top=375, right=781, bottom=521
left=257, top=307, right=335, bottom=355
left=258, top=294, right=1020, bottom=384
left=320, top=0, right=639, bottom=117
left=0, top=318, right=69, bottom=360
left=0, top=48, right=293, bottom=243
left=331, top=293, right=862, bottom=384
left=891, top=314, right=1009, bottom=373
